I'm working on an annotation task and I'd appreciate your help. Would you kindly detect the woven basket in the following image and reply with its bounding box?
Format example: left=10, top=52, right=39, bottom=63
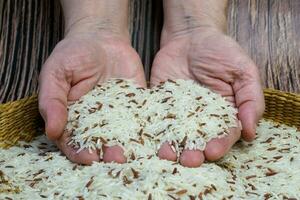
left=0, top=89, right=299, bottom=148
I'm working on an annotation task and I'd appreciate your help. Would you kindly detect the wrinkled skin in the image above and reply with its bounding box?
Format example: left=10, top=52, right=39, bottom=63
left=152, top=28, right=265, bottom=167
left=38, top=32, right=146, bottom=165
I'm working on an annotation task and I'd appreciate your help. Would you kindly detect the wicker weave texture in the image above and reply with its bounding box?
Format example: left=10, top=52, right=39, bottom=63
left=0, top=95, right=43, bottom=148
left=264, top=88, right=300, bottom=128
left=0, top=89, right=299, bottom=148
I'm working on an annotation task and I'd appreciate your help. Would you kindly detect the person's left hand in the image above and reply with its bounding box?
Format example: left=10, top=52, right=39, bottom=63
left=151, top=28, right=265, bottom=167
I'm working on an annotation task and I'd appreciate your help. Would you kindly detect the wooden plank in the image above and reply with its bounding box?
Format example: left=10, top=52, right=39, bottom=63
left=0, top=0, right=63, bottom=103
left=228, top=0, right=300, bottom=93
left=129, top=0, right=163, bottom=80
left=0, top=0, right=162, bottom=103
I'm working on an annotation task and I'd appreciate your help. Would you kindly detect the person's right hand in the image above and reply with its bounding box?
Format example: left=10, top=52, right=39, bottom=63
left=38, top=28, right=146, bottom=165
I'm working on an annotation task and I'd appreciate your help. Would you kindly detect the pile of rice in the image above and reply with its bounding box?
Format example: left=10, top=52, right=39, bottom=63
left=66, top=79, right=237, bottom=158
left=0, top=79, right=299, bottom=199
left=1, top=120, right=299, bottom=199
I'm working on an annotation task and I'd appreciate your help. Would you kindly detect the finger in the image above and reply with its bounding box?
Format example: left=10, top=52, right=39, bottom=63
left=238, top=100, right=262, bottom=141
left=157, top=142, right=177, bottom=161
left=179, top=149, right=205, bottom=168
left=102, top=145, right=127, bottom=164
left=204, top=127, right=241, bottom=161
left=38, top=60, right=70, bottom=140
left=66, top=53, right=104, bottom=101
left=233, top=71, right=265, bottom=141
left=68, top=75, right=100, bottom=101
left=56, top=131, right=99, bottom=165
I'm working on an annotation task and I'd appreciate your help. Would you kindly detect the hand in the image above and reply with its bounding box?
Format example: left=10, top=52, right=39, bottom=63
left=38, top=2, right=146, bottom=164
left=151, top=27, right=264, bottom=167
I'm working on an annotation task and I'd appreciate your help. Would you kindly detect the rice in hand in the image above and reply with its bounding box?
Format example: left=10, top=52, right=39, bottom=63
left=66, top=79, right=237, bottom=159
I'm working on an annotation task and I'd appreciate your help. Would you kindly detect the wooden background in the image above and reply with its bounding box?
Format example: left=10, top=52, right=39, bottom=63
left=0, top=0, right=299, bottom=103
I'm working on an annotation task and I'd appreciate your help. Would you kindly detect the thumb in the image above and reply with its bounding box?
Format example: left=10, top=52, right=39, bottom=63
left=238, top=100, right=261, bottom=141
left=233, top=69, right=265, bottom=141
left=38, top=60, right=70, bottom=140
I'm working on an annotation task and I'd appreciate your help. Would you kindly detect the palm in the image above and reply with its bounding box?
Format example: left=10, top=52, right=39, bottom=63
left=151, top=30, right=264, bottom=166
left=152, top=32, right=253, bottom=97
left=47, top=34, right=146, bottom=98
